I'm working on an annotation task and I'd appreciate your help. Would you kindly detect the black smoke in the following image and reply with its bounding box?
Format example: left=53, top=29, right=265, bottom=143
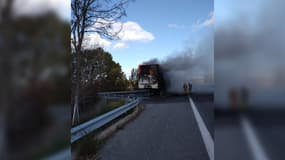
left=143, top=33, right=214, bottom=93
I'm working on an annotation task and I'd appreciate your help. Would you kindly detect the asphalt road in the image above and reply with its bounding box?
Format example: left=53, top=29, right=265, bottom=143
left=191, top=97, right=214, bottom=138
left=215, top=112, right=253, bottom=160
left=215, top=109, right=285, bottom=160
left=249, top=110, right=285, bottom=160
left=98, top=95, right=213, bottom=160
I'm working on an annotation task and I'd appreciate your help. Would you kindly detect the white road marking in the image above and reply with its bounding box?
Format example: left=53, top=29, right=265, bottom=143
left=188, top=97, right=214, bottom=160
left=240, top=115, right=270, bottom=160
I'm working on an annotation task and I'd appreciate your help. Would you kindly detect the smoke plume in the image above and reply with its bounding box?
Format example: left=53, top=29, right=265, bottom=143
left=215, top=0, right=285, bottom=106
left=143, top=33, right=214, bottom=93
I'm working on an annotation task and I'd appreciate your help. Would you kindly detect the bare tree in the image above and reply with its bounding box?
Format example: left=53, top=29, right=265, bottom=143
left=71, top=0, right=131, bottom=52
left=71, top=0, right=130, bottom=124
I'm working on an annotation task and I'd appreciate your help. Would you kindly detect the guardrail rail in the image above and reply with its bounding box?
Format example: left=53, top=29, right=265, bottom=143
left=71, top=98, right=140, bottom=143
left=98, top=90, right=151, bottom=98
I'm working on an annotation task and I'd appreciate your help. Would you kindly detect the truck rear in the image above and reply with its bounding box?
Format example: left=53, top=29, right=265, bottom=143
left=137, top=64, right=160, bottom=90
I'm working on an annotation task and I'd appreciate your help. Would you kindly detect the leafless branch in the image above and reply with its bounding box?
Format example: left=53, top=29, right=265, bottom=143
left=71, top=0, right=130, bottom=53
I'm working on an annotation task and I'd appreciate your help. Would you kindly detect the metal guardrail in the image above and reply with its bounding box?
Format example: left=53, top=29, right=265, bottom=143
left=98, top=90, right=151, bottom=98
left=71, top=98, right=140, bottom=143
left=98, top=90, right=149, bottom=95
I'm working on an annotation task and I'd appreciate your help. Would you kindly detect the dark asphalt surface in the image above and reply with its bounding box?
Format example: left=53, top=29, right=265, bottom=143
left=192, top=98, right=213, bottom=138
left=99, top=95, right=213, bottom=160
left=215, top=109, right=285, bottom=160
left=246, top=110, right=285, bottom=160
left=215, top=113, right=253, bottom=160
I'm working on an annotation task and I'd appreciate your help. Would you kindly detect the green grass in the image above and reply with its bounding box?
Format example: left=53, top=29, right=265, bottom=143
left=98, top=99, right=125, bottom=115
left=72, top=132, right=105, bottom=159
left=75, top=99, right=126, bottom=126
left=106, top=99, right=125, bottom=108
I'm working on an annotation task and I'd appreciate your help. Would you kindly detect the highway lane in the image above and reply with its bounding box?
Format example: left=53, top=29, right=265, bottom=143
left=98, top=96, right=213, bottom=160
left=191, top=97, right=214, bottom=138
left=215, top=112, right=253, bottom=160
left=215, top=109, right=285, bottom=160
left=245, top=110, right=285, bottom=160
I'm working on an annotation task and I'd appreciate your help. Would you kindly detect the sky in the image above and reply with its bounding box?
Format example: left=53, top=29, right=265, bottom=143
left=10, top=0, right=213, bottom=78
left=106, top=0, right=214, bottom=77
left=11, top=0, right=285, bottom=106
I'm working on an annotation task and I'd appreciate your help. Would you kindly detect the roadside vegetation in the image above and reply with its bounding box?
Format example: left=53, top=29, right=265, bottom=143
left=71, top=47, right=131, bottom=125
left=74, top=98, right=126, bottom=126
left=72, top=104, right=144, bottom=160
left=70, top=0, right=136, bottom=159
left=1, top=10, right=71, bottom=159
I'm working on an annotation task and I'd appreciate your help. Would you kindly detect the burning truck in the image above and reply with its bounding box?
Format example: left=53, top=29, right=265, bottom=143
left=137, top=64, right=165, bottom=92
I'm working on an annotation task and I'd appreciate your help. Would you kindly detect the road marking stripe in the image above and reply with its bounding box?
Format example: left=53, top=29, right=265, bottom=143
left=240, top=115, right=270, bottom=160
left=188, top=97, right=214, bottom=160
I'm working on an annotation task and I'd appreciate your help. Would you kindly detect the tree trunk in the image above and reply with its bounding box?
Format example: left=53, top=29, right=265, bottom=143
left=72, top=83, right=80, bottom=125
left=72, top=51, right=81, bottom=125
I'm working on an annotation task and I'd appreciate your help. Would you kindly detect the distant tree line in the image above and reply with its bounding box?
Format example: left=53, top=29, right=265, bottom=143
left=78, top=47, right=129, bottom=93
left=129, top=68, right=138, bottom=90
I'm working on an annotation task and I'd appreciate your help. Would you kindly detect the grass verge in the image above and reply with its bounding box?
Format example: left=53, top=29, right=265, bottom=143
left=72, top=104, right=144, bottom=160
left=75, top=99, right=126, bottom=127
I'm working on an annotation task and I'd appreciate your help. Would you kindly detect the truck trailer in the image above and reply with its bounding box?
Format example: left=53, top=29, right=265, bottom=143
left=137, top=64, right=164, bottom=91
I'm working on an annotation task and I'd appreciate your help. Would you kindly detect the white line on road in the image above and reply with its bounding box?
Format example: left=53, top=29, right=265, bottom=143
left=240, top=115, right=270, bottom=160
left=188, top=97, right=214, bottom=160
